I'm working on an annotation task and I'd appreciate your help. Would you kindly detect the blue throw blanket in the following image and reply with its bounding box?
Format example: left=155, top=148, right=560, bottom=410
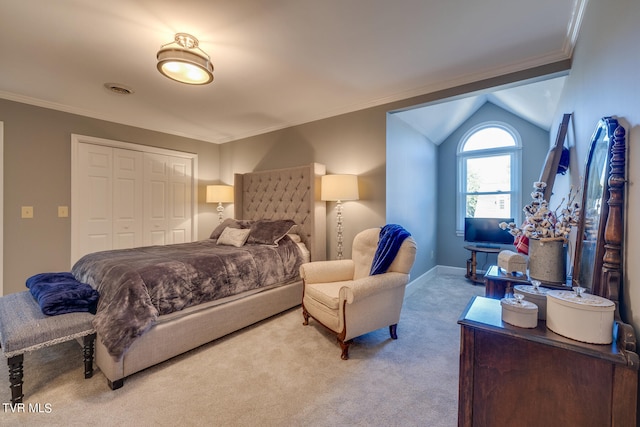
left=370, top=224, right=411, bottom=275
left=26, top=272, right=99, bottom=316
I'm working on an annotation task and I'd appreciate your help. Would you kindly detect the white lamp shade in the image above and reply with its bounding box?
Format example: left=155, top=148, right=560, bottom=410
left=321, top=174, right=359, bottom=201
left=206, top=185, right=234, bottom=203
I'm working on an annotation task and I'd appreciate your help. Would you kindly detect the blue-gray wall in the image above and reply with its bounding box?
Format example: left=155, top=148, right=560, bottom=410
left=551, top=0, right=640, bottom=332
left=386, top=113, right=438, bottom=276
left=436, top=102, right=550, bottom=270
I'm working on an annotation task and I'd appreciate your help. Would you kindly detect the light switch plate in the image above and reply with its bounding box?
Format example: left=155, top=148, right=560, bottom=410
left=21, top=206, right=34, bottom=218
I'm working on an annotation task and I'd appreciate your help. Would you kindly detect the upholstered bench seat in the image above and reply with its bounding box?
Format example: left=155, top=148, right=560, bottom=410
left=0, top=291, right=96, bottom=403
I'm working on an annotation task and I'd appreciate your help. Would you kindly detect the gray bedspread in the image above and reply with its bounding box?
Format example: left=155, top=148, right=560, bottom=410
left=72, top=239, right=303, bottom=359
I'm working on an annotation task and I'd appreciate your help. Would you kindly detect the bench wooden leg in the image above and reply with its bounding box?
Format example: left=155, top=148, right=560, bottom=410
left=8, top=354, right=24, bottom=404
left=83, top=333, right=96, bottom=379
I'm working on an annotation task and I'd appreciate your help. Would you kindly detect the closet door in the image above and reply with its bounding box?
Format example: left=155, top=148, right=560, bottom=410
left=143, top=153, right=193, bottom=246
left=144, top=153, right=170, bottom=246
left=77, top=143, right=113, bottom=256
left=113, top=148, right=144, bottom=249
left=71, top=134, right=197, bottom=264
left=168, top=156, right=192, bottom=244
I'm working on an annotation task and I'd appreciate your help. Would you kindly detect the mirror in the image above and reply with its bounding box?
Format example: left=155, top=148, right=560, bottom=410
left=539, top=113, right=571, bottom=202
left=572, top=117, right=626, bottom=306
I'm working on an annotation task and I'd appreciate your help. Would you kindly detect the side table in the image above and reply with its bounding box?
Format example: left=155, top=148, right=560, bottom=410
left=483, top=265, right=530, bottom=298
left=464, top=245, right=501, bottom=284
left=484, top=265, right=569, bottom=299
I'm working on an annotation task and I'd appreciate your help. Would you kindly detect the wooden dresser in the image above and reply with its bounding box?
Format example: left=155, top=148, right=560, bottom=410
left=458, top=296, right=638, bottom=427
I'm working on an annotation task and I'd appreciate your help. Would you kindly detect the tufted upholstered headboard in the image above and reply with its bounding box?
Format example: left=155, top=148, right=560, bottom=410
left=234, top=163, right=327, bottom=261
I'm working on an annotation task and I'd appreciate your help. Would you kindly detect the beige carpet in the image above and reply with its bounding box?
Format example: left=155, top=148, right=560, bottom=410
left=0, top=272, right=483, bottom=426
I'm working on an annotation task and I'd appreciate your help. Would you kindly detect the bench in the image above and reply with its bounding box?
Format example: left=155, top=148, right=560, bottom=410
left=0, top=291, right=96, bottom=403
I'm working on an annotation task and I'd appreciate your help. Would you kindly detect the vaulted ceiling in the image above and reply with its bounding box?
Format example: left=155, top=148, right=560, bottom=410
left=0, top=1, right=585, bottom=144
left=394, top=75, right=567, bottom=145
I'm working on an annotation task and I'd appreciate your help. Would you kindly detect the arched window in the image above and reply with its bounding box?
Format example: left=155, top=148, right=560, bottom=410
left=457, top=123, right=521, bottom=233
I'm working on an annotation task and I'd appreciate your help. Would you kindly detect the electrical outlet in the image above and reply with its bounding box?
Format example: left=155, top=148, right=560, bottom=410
left=21, top=206, right=34, bottom=219
left=58, top=206, right=69, bottom=217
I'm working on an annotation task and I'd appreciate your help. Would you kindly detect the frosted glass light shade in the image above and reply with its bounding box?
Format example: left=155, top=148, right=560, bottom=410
left=206, top=185, right=234, bottom=203
left=321, top=175, right=359, bottom=201
left=157, top=33, right=214, bottom=85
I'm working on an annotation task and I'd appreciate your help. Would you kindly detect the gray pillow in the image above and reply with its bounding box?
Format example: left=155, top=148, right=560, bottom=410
left=247, top=219, right=296, bottom=246
left=209, top=218, right=254, bottom=240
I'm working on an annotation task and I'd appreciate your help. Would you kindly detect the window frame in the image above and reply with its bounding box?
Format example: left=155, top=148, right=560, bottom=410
left=456, top=122, right=522, bottom=235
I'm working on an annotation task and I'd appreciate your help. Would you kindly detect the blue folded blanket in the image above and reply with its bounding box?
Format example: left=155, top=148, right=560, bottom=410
left=26, top=272, right=99, bottom=316
left=370, top=224, right=411, bottom=275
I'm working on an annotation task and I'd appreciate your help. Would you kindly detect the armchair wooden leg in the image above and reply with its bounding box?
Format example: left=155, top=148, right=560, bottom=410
left=302, top=307, right=310, bottom=325
left=389, top=324, right=398, bottom=340
left=339, top=339, right=352, bottom=360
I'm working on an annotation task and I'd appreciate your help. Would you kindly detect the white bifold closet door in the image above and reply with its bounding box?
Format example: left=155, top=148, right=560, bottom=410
left=73, top=137, right=195, bottom=264
left=143, top=152, right=192, bottom=246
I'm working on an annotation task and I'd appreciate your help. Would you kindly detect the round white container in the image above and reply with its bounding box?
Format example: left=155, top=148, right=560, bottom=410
left=546, top=290, right=615, bottom=344
left=514, top=284, right=549, bottom=320
left=501, top=298, right=538, bottom=328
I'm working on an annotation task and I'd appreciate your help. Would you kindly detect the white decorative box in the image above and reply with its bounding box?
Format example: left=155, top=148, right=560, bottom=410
left=498, top=250, right=528, bottom=275
left=501, top=297, right=538, bottom=328
left=514, top=284, right=548, bottom=320
left=546, top=289, right=615, bottom=344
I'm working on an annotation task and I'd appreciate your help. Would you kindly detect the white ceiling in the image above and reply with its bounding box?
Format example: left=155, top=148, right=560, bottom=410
left=0, top=0, right=585, bottom=144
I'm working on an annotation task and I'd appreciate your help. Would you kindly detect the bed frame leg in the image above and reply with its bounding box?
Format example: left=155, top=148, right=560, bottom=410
left=108, top=378, right=124, bottom=390
left=83, top=333, right=96, bottom=379
left=8, top=354, right=24, bottom=404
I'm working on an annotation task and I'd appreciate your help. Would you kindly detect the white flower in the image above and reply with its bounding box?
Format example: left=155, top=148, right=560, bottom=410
left=500, top=182, right=580, bottom=241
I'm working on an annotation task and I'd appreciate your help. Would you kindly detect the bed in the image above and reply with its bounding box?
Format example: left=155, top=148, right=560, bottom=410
left=73, top=163, right=326, bottom=389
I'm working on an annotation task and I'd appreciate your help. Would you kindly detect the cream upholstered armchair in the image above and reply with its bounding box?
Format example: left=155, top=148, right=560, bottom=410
left=300, top=226, right=417, bottom=359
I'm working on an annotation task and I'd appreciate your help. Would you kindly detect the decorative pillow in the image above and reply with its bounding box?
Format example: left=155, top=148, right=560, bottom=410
left=216, top=227, right=251, bottom=247
left=287, top=233, right=301, bottom=243
left=209, top=218, right=254, bottom=240
left=247, top=219, right=297, bottom=246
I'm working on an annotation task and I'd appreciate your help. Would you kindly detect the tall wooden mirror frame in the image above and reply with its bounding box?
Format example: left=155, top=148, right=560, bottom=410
left=539, top=113, right=571, bottom=202
left=572, top=117, right=626, bottom=316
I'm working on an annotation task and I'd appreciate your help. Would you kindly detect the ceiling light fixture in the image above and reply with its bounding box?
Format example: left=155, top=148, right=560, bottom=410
left=157, top=33, right=214, bottom=85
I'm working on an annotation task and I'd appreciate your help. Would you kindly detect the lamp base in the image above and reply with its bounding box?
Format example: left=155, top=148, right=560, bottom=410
left=335, top=201, right=344, bottom=259
left=217, top=203, right=224, bottom=224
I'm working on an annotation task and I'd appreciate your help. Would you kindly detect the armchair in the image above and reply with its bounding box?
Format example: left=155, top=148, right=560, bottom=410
left=300, top=227, right=417, bottom=359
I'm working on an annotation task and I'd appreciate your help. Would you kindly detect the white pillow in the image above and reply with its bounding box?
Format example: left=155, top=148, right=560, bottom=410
left=216, top=227, right=251, bottom=247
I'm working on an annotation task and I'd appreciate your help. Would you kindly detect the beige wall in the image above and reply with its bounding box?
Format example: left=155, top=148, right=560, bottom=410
left=219, top=63, right=570, bottom=263
left=219, top=107, right=389, bottom=261
left=0, top=57, right=568, bottom=295
left=0, top=99, right=222, bottom=295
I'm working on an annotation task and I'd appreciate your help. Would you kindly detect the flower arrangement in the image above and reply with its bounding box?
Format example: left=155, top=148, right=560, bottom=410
left=499, top=181, right=580, bottom=242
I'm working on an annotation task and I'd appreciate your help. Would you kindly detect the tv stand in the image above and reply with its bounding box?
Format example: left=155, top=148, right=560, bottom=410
left=464, top=245, right=501, bottom=284
left=474, top=243, right=499, bottom=249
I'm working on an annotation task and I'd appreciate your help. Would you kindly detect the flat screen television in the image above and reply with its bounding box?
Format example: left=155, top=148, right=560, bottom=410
left=464, top=217, right=515, bottom=247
